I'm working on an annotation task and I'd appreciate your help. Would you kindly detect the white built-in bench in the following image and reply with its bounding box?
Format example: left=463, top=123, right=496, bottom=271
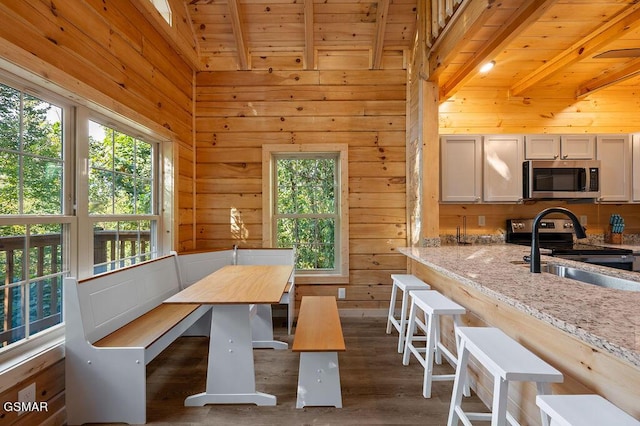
left=65, top=247, right=295, bottom=425
left=292, top=296, right=345, bottom=408
left=64, top=254, right=211, bottom=425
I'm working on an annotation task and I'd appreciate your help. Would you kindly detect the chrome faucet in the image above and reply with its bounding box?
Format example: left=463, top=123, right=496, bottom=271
left=232, top=244, right=239, bottom=265
left=530, top=207, right=586, bottom=273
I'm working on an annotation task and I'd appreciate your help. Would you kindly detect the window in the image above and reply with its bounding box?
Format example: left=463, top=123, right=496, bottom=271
left=0, top=81, right=71, bottom=350
left=150, top=0, right=172, bottom=26
left=0, top=70, right=169, bottom=357
left=263, top=144, right=348, bottom=281
left=85, top=120, right=159, bottom=274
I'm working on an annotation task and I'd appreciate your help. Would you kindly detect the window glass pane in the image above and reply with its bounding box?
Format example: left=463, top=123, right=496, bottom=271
left=22, top=94, right=62, bottom=159
left=89, top=169, right=113, bottom=214
left=89, top=122, right=154, bottom=216
left=113, top=130, right=135, bottom=176
left=93, top=220, right=154, bottom=274
left=114, top=173, right=135, bottom=214
left=89, top=121, right=112, bottom=170
left=276, top=217, right=335, bottom=270
left=0, top=83, right=20, bottom=151
left=136, top=141, right=152, bottom=179
left=276, top=157, right=336, bottom=215
left=1, top=224, right=64, bottom=347
left=23, top=157, right=63, bottom=214
left=0, top=151, right=19, bottom=214
left=28, top=225, right=63, bottom=335
left=136, top=178, right=152, bottom=214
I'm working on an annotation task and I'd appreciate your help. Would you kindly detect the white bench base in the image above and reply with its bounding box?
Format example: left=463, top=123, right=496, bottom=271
left=251, top=304, right=288, bottom=350
left=185, top=304, right=278, bottom=407
left=296, top=351, right=343, bottom=408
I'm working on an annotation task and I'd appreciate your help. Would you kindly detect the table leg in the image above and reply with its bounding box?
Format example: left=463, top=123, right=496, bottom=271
left=251, top=304, right=288, bottom=350
left=184, top=304, right=277, bottom=406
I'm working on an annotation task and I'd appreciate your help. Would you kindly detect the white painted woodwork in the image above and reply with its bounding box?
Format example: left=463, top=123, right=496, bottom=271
left=561, top=135, right=596, bottom=160
left=597, top=134, right=631, bottom=202
left=524, top=135, right=594, bottom=160
left=483, top=134, right=524, bottom=202
left=440, top=135, right=482, bottom=202
left=634, top=134, right=640, bottom=202
left=525, top=135, right=561, bottom=160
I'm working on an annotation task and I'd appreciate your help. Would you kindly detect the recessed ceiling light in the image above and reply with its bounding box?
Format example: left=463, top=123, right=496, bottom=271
left=479, top=61, right=496, bottom=73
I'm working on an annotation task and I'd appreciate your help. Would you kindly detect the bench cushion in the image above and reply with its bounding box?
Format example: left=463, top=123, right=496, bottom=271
left=93, top=303, right=201, bottom=348
left=293, top=296, right=345, bottom=352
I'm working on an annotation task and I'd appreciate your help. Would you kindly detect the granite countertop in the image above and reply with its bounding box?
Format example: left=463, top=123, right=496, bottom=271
left=398, top=245, right=640, bottom=368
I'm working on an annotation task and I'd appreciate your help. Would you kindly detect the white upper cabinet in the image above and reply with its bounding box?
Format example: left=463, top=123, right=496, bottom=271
left=483, top=135, right=524, bottom=202
left=597, top=134, right=631, bottom=202
left=440, top=135, right=482, bottom=202
left=524, top=135, right=560, bottom=159
left=631, top=134, right=640, bottom=202
left=561, top=135, right=596, bottom=159
left=525, top=134, right=595, bottom=160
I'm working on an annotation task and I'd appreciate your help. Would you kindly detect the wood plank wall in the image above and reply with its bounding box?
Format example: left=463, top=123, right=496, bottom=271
left=0, top=1, right=195, bottom=424
left=195, top=70, right=409, bottom=309
left=438, top=86, right=640, bottom=237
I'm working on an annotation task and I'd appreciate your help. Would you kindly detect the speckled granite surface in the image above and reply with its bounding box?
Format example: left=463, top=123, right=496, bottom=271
left=398, top=245, right=640, bottom=368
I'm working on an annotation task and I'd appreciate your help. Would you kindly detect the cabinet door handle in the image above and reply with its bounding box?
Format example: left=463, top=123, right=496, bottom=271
left=553, top=154, right=559, bottom=159
left=562, top=154, right=568, bottom=159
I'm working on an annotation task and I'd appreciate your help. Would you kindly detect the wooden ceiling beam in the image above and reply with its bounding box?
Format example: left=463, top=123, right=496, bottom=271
left=227, top=0, right=249, bottom=70
left=439, top=0, right=557, bottom=101
left=510, top=3, right=640, bottom=96
left=426, top=0, right=496, bottom=83
left=304, top=0, right=314, bottom=70
left=372, top=0, right=390, bottom=69
left=576, top=59, right=640, bottom=99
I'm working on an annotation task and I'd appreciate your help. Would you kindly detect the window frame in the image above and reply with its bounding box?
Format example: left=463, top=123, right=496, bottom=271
left=0, top=74, right=74, bottom=362
left=262, top=144, right=349, bottom=283
left=75, top=109, right=166, bottom=278
left=0, top=66, right=174, bottom=364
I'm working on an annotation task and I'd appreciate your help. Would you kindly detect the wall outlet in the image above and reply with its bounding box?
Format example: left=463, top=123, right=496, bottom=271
left=580, top=215, right=587, bottom=226
left=18, top=382, right=36, bottom=414
left=338, top=288, right=346, bottom=299
left=18, top=383, right=36, bottom=403
left=478, top=215, right=486, bottom=227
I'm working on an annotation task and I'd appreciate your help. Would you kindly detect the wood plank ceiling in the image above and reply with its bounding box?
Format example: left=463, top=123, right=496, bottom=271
left=427, top=0, right=640, bottom=101
left=180, top=0, right=640, bottom=101
left=186, top=0, right=418, bottom=71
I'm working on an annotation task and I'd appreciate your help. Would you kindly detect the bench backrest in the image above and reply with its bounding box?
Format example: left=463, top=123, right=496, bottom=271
left=175, top=249, right=231, bottom=286
left=236, top=248, right=295, bottom=267
left=71, top=254, right=181, bottom=344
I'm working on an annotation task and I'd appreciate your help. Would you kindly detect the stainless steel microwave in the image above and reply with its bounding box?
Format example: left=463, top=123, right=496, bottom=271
left=523, top=160, right=601, bottom=199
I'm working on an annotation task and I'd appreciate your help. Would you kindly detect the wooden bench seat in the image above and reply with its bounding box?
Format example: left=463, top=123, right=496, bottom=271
left=93, top=303, right=202, bottom=348
left=292, top=296, right=345, bottom=408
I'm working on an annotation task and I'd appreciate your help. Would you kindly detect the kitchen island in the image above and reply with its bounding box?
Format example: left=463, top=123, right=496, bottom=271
left=399, top=245, right=640, bottom=424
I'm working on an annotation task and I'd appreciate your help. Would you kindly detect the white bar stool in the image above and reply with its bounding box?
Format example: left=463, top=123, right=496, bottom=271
left=386, top=274, right=430, bottom=353
left=448, top=327, right=564, bottom=426
left=402, top=290, right=468, bottom=398
left=536, top=394, right=640, bottom=426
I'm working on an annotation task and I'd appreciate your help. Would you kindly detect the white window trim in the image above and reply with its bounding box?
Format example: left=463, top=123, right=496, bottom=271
left=262, top=144, right=349, bottom=284
left=0, top=65, right=174, bottom=372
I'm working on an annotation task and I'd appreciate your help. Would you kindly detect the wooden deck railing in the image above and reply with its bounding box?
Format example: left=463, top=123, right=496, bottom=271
left=1, top=230, right=151, bottom=347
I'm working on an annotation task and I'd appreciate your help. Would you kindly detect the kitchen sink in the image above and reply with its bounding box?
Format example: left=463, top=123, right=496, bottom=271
left=542, top=264, right=640, bottom=291
left=511, top=260, right=640, bottom=291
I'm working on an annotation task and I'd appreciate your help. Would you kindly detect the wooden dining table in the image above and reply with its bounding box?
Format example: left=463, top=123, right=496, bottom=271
left=164, top=264, right=294, bottom=406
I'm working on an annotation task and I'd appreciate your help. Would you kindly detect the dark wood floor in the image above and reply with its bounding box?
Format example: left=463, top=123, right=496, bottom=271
left=134, top=316, right=486, bottom=425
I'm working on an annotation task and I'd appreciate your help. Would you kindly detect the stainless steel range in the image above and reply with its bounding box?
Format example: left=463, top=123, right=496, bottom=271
left=506, top=218, right=635, bottom=271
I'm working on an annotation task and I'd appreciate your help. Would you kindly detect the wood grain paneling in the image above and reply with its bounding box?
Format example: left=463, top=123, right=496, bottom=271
left=195, top=69, right=407, bottom=308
